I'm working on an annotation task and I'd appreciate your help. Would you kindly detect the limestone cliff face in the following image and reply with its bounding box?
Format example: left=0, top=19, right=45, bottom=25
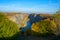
left=6, top=13, right=52, bottom=29
left=6, top=13, right=29, bottom=28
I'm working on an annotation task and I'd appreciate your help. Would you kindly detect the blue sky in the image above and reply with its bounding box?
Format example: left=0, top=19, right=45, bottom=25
left=0, top=0, right=60, bottom=13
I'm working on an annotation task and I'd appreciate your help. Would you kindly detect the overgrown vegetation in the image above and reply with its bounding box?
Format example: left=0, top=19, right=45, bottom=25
left=52, top=10, right=60, bottom=35
left=31, top=19, right=57, bottom=36
left=0, top=12, right=20, bottom=40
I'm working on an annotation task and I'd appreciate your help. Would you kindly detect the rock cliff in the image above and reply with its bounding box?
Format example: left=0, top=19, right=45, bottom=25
left=6, top=13, right=29, bottom=28
left=6, top=13, right=52, bottom=29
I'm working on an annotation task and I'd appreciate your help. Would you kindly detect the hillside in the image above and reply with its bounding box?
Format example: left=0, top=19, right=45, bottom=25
left=0, top=12, right=60, bottom=40
left=6, top=13, right=52, bottom=29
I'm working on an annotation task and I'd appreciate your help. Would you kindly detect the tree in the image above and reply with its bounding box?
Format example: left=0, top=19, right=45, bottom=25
left=0, top=12, right=20, bottom=39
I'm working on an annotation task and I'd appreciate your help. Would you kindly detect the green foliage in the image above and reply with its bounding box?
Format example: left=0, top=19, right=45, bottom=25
left=53, top=10, right=60, bottom=35
left=0, top=12, right=20, bottom=39
left=31, top=20, right=57, bottom=36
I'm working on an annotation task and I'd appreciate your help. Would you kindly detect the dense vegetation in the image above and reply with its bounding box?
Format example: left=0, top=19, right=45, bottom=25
left=52, top=10, right=60, bottom=35
left=0, top=12, right=20, bottom=40
left=31, top=19, right=57, bottom=36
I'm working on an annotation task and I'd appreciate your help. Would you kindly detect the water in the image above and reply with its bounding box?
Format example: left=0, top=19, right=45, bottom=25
left=21, top=21, right=32, bottom=32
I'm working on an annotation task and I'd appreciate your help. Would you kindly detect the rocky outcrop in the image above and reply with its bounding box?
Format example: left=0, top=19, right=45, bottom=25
left=6, top=13, right=52, bottom=29
left=6, top=13, right=29, bottom=28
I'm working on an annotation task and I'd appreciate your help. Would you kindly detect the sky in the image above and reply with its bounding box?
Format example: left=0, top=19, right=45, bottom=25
left=0, top=0, right=60, bottom=13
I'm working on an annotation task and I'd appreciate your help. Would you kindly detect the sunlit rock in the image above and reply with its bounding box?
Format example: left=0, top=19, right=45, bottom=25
left=6, top=13, right=29, bottom=28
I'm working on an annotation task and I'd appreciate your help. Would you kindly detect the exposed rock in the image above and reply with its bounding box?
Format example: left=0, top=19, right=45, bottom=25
left=6, top=13, right=52, bottom=29
left=6, top=13, right=29, bottom=28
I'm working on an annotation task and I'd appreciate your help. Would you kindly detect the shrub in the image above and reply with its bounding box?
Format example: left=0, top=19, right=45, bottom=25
left=0, top=12, right=20, bottom=40
left=31, top=19, right=57, bottom=36
left=52, top=10, right=60, bottom=35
